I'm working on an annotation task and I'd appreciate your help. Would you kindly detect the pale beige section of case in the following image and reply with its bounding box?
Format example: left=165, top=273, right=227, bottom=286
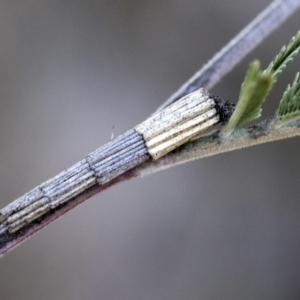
left=135, top=88, right=219, bottom=160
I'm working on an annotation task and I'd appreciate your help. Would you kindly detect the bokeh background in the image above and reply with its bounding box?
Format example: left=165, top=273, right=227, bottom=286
left=1, top=1, right=300, bottom=299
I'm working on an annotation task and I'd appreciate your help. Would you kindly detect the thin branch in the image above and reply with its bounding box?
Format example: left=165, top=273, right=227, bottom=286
left=134, top=119, right=300, bottom=177
left=155, top=0, right=300, bottom=113
left=2, top=114, right=300, bottom=256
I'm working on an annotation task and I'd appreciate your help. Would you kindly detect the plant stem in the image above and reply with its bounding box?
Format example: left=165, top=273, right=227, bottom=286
left=134, top=119, right=300, bottom=177
left=2, top=115, right=300, bottom=257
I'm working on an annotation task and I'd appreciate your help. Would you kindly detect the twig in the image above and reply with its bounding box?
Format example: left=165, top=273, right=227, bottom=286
left=155, top=0, right=300, bottom=113
left=2, top=114, right=300, bottom=256
left=134, top=119, right=300, bottom=177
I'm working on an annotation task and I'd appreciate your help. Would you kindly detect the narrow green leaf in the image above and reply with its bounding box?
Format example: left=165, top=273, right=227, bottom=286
left=222, top=60, right=273, bottom=137
left=277, top=72, right=300, bottom=125
left=265, top=31, right=300, bottom=78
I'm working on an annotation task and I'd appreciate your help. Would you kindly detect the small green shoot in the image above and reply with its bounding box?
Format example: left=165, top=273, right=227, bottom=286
left=276, top=72, right=300, bottom=126
left=222, top=61, right=273, bottom=137
left=222, top=31, right=300, bottom=137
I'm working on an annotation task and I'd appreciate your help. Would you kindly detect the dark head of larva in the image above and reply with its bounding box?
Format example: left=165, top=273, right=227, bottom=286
left=210, top=94, right=235, bottom=124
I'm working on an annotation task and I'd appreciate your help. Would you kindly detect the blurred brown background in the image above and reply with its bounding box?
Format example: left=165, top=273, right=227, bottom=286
left=1, top=1, right=300, bottom=299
